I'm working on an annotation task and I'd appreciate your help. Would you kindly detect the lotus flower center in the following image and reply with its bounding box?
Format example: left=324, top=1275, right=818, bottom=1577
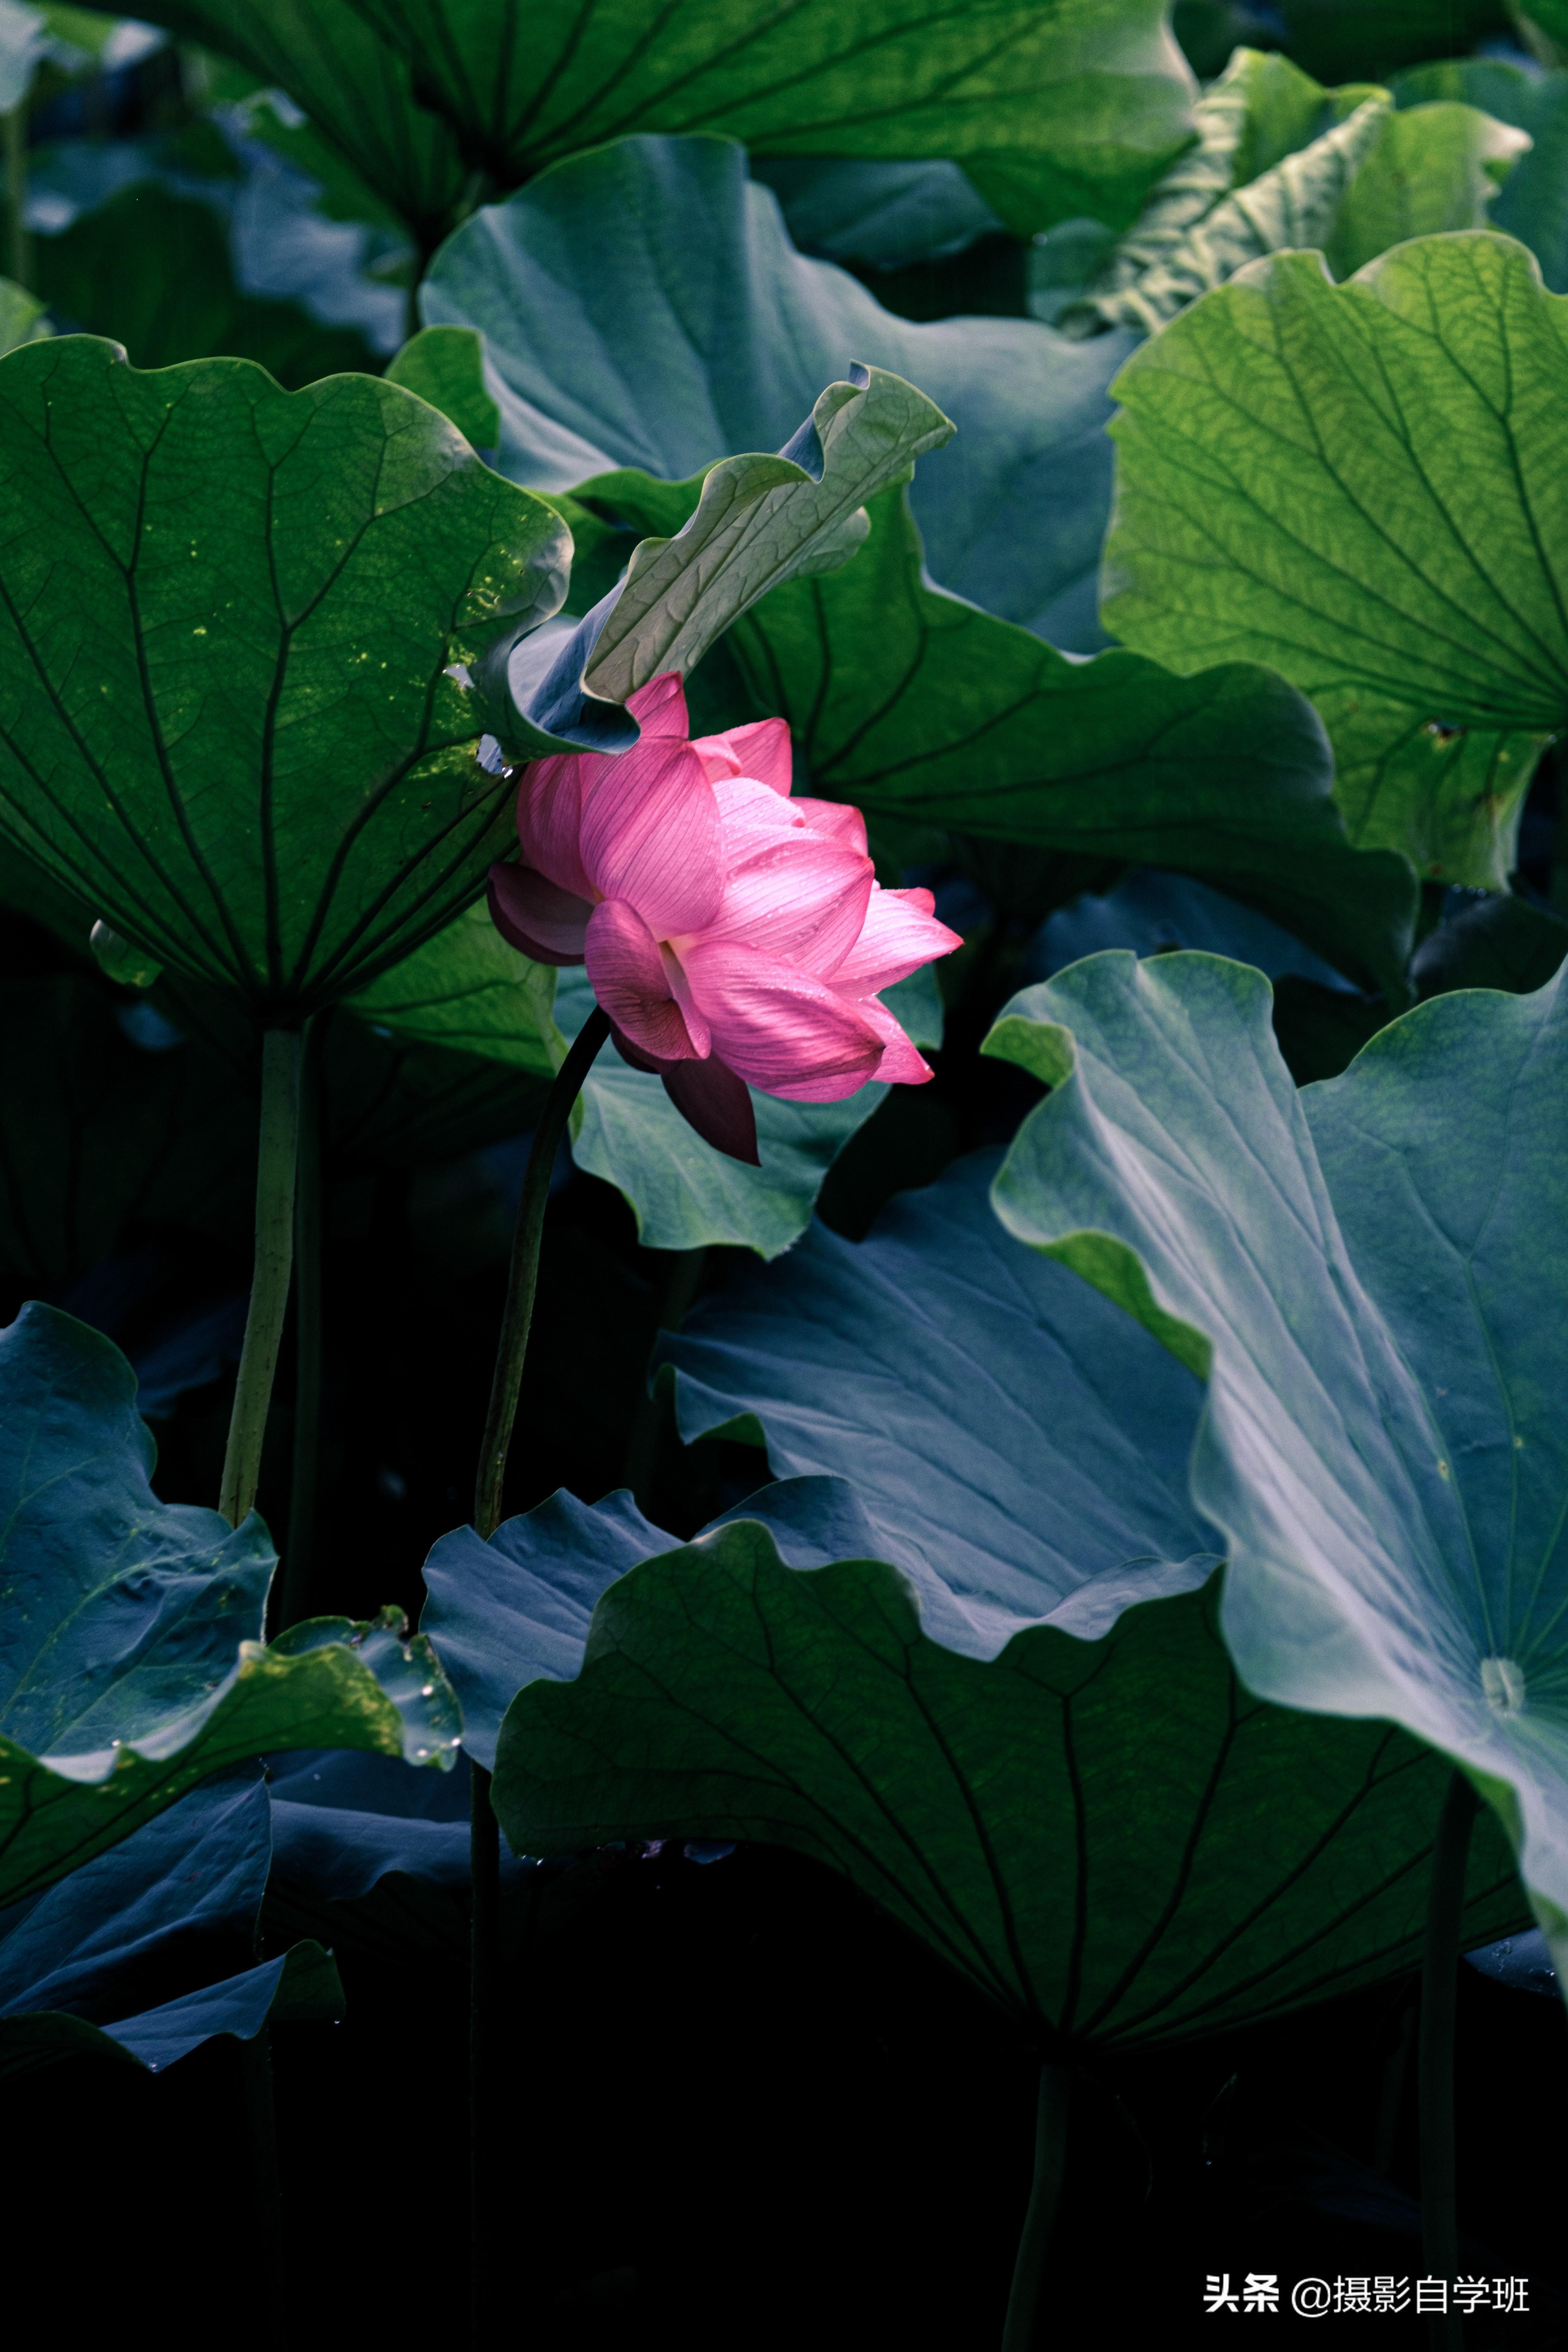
left=1481, top=1656, right=1527, bottom=1717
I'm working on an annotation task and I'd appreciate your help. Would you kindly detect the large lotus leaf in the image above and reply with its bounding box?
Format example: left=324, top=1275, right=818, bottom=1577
left=0, top=1303, right=459, bottom=1904
left=750, top=157, right=1004, bottom=271
left=0, top=975, right=256, bottom=1293
left=1320, top=104, right=1528, bottom=281
left=419, top=134, right=1135, bottom=649
left=0, top=1766, right=342, bottom=2075
left=266, top=1747, right=516, bottom=1897
left=71, top=0, right=467, bottom=248
left=335, top=0, right=1195, bottom=240
left=35, top=183, right=378, bottom=387
left=554, top=962, right=944, bottom=1259
left=0, top=337, right=572, bottom=1018
left=492, top=1516, right=1527, bottom=2038
left=345, top=901, right=556, bottom=1080
left=1103, top=233, right=1568, bottom=890
left=1031, top=867, right=1355, bottom=991
left=657, top=1152, right=1219, bottom=1656
left=421, top=1475, right=890, bottom=1767
left=700, top=484, right=1415, bottom=996
left=1395, top=60, right=1568, bottom=296
left=985, top=948, right=1568, bottom=1952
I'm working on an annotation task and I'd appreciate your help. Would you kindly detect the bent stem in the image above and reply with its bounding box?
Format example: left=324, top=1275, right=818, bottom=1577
left=220, top=1030, right=303, bottom=1530
left=1001, top=2062, right=1071, bottom=2352
left=469, top=1003, right=610, bottom=2348
left=1419, top=1767, right=1479, bottom=2351
left=277, top=1017, right=324, bottom=1631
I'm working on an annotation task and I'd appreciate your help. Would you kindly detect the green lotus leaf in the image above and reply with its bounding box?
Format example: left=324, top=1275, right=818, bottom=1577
left=0, top=337, right=570, bottom=1018
left=554, top=963, right=944, bottom=1259
left=479, top=362, right=954, bottom=756
left=353, top=0, right=1196, bottom=239
left=35, top=183, right=379, bottom=387
left=1410, top=892, right=1568, bottom=1000
left=419, top=134, right=1133, bottom=649
left=72, top=0, right=467, bottom=249
left=345, top=900, right=557, bottom=1080
left=0, top=1302, right=459, bottom=1905
left=680, top=479, right=1415, bottom=996
left=385, top=325, right=498, bottom=453
left=1395, top=58, right=1568, bottom=294
left=985, top=948, right=1568, bottom=1955
left=0, top=276, right=48, bottom=357
left=493, top=1521, right=1526, bottom=2039
left=1103, top=232, right=1568, bottom=888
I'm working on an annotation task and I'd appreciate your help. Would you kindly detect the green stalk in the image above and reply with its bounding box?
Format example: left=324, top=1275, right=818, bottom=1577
left=473, top=1006, right=611, bottom=1542
left=220, top=1030, right=303, bottom=1530
left=469, top=1004, right=610, bottom=2347
left=277, top=1018, right=324, bottom=1630
left=4, top=105, right=28, bottom=294
left=1419, top=1768, right=1479, bottom=2351
left=1001, top=2063, right=1071, bottom=2352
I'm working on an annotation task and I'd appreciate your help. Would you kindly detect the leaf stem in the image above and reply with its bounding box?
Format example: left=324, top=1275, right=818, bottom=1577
left=277, top=1017, right=324, bottom=1629
left=473, top=1004, right=610, bottom=1543
left=1419, top=1767, right=1479, bottom=2349
left=220, top=1029, right=303, bottom=1530
left=1001, top=2063, right=1071, bottom=2352
left=468, top=1001, right=609, bottom=2348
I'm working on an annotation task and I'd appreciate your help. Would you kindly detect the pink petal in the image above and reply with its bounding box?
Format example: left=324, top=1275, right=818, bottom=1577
left=514, top=756, right=596, bottom=901
left=696, top=835, right=873, bottom=977
left=662, top=1057, right=760, bottom=1165
left=579, top=740, right=724, bottom=938
left=586, top=898, right=703, bottom=1063
left=792, top=798, right=869, bottom=856
left=680, top=939, right=886, bottom=1101
left=694, top=717, right=792, bottom=794
left=487, top=862, right=591, bottom=965
left=830, top=884, right=962, bottom=994
left=711, top=773, right=810, bottom=858
left=856, top=989, right=934, bottom=1086
left=627, top=672, right=690, bottom=739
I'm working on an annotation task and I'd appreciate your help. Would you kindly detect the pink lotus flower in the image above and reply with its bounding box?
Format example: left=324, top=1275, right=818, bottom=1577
left=487, top=674, right=960, bottom=1164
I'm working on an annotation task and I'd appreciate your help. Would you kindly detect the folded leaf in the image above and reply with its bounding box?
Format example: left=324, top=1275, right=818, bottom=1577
left=0, top=1303, right=459, bottom=1904
left=1104, top=232, right=1567, bottom=887
left=0, top=338, right=570, bottom=1015
left=0, top=1764, right=343, bottom=2075
left=986, top=948, right=1568, bottom=1956
left=479, top=363, right=954, bottom=753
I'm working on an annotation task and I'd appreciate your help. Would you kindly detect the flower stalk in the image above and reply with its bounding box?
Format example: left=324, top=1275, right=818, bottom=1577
left=1419, top=1767, right=1479, bottom=2350
left=469, top=1000, right=611, bottom=2346
left=1001, top=2062, right=1071, bottom=2352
